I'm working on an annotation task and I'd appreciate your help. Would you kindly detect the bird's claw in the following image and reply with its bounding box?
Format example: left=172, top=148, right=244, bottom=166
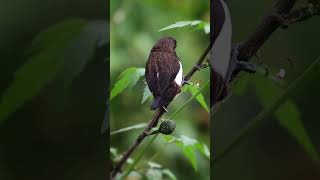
left=183, top=79, right=192, bottom=85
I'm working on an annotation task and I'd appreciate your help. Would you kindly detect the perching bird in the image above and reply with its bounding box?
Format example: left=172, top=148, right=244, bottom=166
left=145, top=37, right=183, bottom=111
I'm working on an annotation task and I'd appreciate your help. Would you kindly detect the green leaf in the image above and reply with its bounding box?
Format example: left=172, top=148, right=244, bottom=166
left=110, top=67, right=145, bottom=101
left=159, top=20, right=209, bottom=34
left=182, top=145, right=197, bottom=171
left=187, top=85, right=209, bottom=112
left=276, top=101, right=319, bottom=160
left=195, top=143, right=210, bottom=159
left=162, top=135, right=176, bottom=143
left=253, top=76, right=319, bottom=161
left=110, top=123, right=147, bottom=135
left=146, top=168, right=163, bottom=180
left=162, top=169, right=177, bottom=180
left=141, top=84, right=152, bottom=104
left=0, top=19, right=93, bottom=123
left=148, top=161, right=162, bottom=169
left=179, top=135, right=198, bottom=146
left=174, top=135, right=199, bottom=171
left=110, top=147, right=119, bottom=159
left=159, top=20, right=201, bottom=31
left=194, top=22, right=210, bottom=34
left=54, top=21, right=108, bottom=89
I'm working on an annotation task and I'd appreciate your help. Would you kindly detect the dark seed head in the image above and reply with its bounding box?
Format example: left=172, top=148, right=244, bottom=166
left=159, top=120, right=176, bottom=135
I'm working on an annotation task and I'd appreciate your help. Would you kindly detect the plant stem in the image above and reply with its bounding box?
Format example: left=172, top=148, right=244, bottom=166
left=212, top=56, right=320, bottom=165
left=123, top=79, right=210, bottom=178
left=168, top=80, right=210, bottom=119
left=122, top=134, right=159, bottom=178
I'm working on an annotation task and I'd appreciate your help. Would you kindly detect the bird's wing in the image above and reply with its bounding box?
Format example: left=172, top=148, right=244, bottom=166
left=146, top=52, right=180, bottom=96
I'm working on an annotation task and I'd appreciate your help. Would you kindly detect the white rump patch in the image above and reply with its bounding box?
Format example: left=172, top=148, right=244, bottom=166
left=174, top=61, right=183, bottom=86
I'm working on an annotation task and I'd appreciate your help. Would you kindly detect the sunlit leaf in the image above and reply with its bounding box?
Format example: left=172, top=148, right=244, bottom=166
left=159, top=21, right=201, bottom=31
left=179, top=135, right=198, bottom=146
left=159, top=20, right=209, bottom=34
left=195, top=22, right=210, bottom=34
left=182, top=145, right=197, bottom=171
left=141, top=84, right=152, bottom=104
left=110, top=123, right=147, bottom=135
left=187, top=85, right=209, bottom=112
left=195, top=143, right=210, bottom=159
left=146, top=168, right=163, bottom=180
left=148, top=162, right=162, bottom=169
left=253, top=76, right=319, bottom=161
left=162, top=169, right=177, bottom=180
left=110, top=67, right=145, bottom=101
left=110, top=147, right=119, bottom=159
left=174, top=135, right=199, bottom=171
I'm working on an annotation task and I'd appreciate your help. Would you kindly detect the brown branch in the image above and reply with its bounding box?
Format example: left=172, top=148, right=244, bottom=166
left=237, top=0, right=297, bottom=62
left=111, top=42, right=213, bottom=178
left=231, top=1, right=320, bottom=81
left=287, top=3, right=320, bottom=24
left=212, top=0, right=320, bottom=163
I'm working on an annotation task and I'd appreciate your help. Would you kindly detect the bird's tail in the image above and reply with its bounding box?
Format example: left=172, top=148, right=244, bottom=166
left=151, top=97, right=161, bottom=110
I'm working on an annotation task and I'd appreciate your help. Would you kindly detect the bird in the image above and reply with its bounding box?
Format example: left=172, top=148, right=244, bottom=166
left=145, top=37, right=183, bottom=111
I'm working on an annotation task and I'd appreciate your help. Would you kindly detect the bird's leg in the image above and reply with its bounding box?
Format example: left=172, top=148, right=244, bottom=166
left=236, top=61, right=257, bottom=73
left=162, top=106, right=168, bottom=113
left=228, top=43, right=259, bottom=81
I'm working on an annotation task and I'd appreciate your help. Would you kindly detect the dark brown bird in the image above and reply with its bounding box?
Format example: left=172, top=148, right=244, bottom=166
left=145, top=37, right=183, bottom=111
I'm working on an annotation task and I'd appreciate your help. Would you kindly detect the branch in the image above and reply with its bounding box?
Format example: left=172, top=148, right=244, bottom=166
left=111, top=42, right=212, bottom=178
left=235, top=1, right=319, bottom=63
left=237, top=0, right=297, bottom=62
left=213, top=0, right=320, bottom=162
left=287, top=3, right=320, bottom=24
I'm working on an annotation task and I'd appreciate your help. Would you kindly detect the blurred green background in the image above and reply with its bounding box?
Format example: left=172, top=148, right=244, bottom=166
left=0, top=0, right=108, bottom=180
left=213, top=1, right=320, bottom=180
left=110, top=0, right=210, bottom=179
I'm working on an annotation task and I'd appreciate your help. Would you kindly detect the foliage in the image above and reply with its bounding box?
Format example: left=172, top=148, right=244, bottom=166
left=163, top=135, right=210, bottom=171
left=0, top=19, right=107, bottom=124
left=110, top=67, right=145, bottom=101
left=159, top=20, right=210, bottom=34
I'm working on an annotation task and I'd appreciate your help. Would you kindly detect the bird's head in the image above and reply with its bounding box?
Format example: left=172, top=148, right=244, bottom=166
left=152, top=37, right=177, bottom=53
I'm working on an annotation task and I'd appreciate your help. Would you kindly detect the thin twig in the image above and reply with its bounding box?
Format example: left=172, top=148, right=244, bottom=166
left=111, top=42, right=213, bottom=178
left=212, top=0, right=320, bottom=164
left=213, top=55, right=320, bottom=164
